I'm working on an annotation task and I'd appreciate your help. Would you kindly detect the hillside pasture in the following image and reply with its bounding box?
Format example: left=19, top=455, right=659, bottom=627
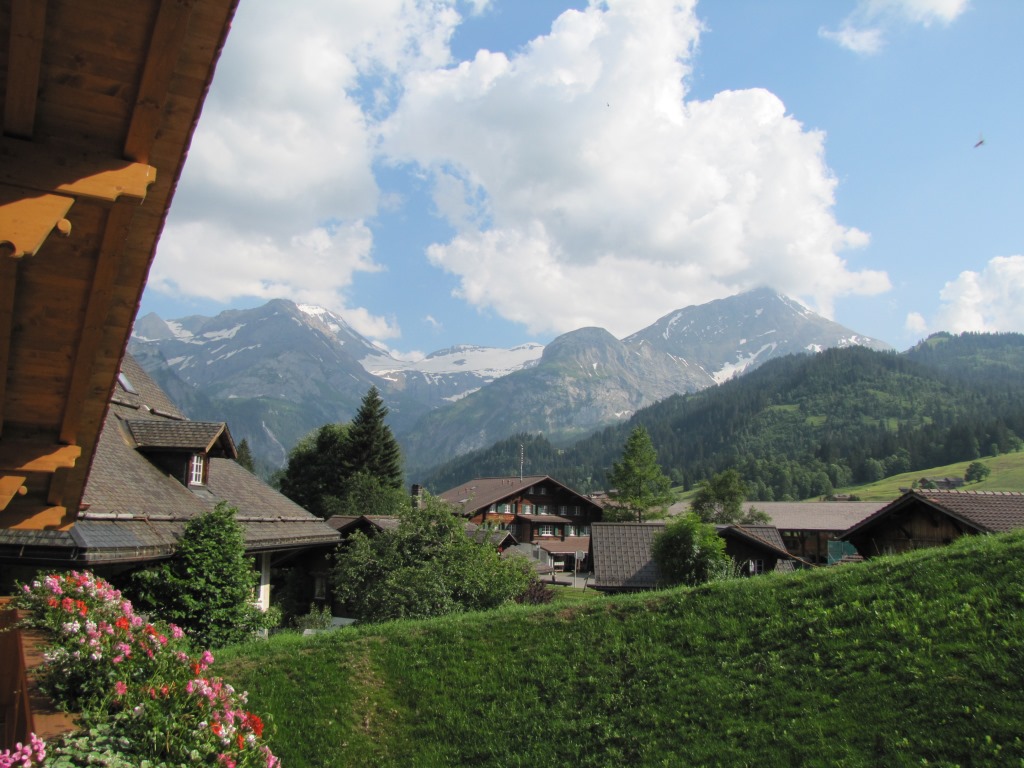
left=217, top=532, right=1024, bottom=767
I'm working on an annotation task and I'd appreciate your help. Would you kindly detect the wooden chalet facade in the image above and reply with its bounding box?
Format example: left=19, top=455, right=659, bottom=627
left=437, top=475, right=602, bottom=571
left=589, top=521, right=806, bottom=593
left=842, top=489, right=1024, bottom=559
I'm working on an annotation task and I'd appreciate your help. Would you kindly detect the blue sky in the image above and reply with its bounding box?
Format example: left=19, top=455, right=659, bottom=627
left=140, top=0, right=1023, bottom=357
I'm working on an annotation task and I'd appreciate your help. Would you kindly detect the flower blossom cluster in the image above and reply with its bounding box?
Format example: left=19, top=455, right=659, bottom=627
left=15, top=570, right=279, bottom=768
left=0, top=734, right=45, bottom=768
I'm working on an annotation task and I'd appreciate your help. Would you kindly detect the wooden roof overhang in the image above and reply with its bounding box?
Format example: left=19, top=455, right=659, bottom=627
left=0, top=0, right=238, bottom=530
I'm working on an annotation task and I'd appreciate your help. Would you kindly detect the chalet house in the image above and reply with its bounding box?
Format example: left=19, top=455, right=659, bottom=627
left=0, top=355, right=341, bottom=606
left=749, top=501, right=886, bottom=564
left=842, top=489, right=1024, bottom=558
left=588, top=521, right=805, bottom=593
left=437, top=476, right=603, bottom=572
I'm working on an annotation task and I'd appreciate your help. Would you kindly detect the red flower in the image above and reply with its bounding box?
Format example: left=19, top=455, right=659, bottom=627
left=237, top=734, right=245, bottom=750
left=243, top=712, right=264, bottom=738
left=211, top=722, right=223, bottom=737
left=115, top=616, right=130, bottom=631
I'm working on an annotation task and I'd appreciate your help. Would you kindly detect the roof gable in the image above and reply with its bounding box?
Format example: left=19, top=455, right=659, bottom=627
left=844, top=489, right=1024, bottom=538
left=437, top=475, right=598, bottom=515
left=127, top=419, right=235, bottom=457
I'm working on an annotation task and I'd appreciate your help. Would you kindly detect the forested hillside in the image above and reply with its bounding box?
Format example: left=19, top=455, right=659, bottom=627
left=422, top=334, right=1024, bottom=500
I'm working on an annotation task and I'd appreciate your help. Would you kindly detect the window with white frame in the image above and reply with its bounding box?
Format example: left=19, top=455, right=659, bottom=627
left=537, top=486, right=547, bottom=495
left=537, top=505, right=548, bottom=515
left=189, top=454, right=205, bottom=485
left=749, top=559, right=765, bottom=575
left=522, top=503, right=532, bottom=515
left=538, top=524, right=555, bottom=537
left=500, top=503, right=510, bottom=514
left=579, top=525, right=590, bottom=536
left=571, top=505, right=580, bottom=516
left=565, top=525, right=576, bottom=537
left=559, top=505, right=567, bottom=516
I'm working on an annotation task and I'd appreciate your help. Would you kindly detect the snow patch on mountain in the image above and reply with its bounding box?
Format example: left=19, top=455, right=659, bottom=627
left=363, top=343, right=543, bottom=378
left=166, top=321, right=195, bottom=342
left=713, top=342, right=778, bottom=384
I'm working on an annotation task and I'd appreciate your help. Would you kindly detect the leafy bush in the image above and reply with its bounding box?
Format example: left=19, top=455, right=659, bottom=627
left=331, top=495, right=532, bottom=622
left=127, top=502, right=275, bottom=648
left=651, top=512, right=733, bottom=586
left=11, top=570, right=279, bottom=767
left=514, top=580, right=554, bottom=605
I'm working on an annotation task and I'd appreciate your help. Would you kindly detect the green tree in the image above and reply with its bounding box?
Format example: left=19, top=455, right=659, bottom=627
left=652, top=513, right=732, bottom=587
left=279, top=423, right=350, bottom=517
left=331, top=495, right=532, bottom=623
left=965, top=460, right=991, bottom=483
left=127, top=503, right=274, bottom=647
left=605, top=426, right=675, bottom=522
left=235, top=437, right=255, bottom=473
left=690, top=469, right=755, bottom=524
left=343, top=386, right=403, bottom=489
left=280, top=388, right=405, bottom=518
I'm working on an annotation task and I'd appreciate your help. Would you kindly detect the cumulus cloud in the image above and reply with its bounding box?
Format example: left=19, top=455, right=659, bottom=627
left=150, top=0, right=466, bottom=337
left=907, top=256, right=1024, bottom=335
left=153, top=0, right=896, bottom=346
left=383, top=0, right=888, bottom=337
left=821, top=0, right=969, bottom=54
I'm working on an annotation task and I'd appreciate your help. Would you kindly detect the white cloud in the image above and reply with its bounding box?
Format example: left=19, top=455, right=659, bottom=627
left=151, top=0, right=466, bottom=336
left=384, top=0, right=888, bottom=337
left=822, top=0, right=969, bottom=54
left=910, top=256, right=1024, bottom=334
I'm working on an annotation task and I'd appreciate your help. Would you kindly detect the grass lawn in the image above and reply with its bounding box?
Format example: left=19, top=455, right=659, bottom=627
left=217, top=531, right=1024, bottom=767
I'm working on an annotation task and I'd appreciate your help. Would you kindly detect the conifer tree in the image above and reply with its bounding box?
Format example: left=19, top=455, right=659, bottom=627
left=342, top=386, right=404, bottom=489
left=606, top=425, right=675, bottom=522
left=235, top=437, right=255, bottom=472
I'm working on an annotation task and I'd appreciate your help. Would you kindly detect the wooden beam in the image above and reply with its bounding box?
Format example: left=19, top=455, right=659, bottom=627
left=0, top=258, right=17, bottom=434
left=3, top=0, right=48, bottom=140
left=0, top=475, right=28, bottom=510
left=0, top=441, right=81, bottom=472
left=124, top=0, right=196, bottom=164
left=0, top=503, right=74, bottom=531
left=0, top=137, right=157, bottom=204
left=0, top=186, right=74, bottom=259
left=59, top=200, right=135, bottom=445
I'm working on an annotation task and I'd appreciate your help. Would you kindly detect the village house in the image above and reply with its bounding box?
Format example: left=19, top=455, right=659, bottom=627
left=842, top=488, right=1024, bottom=558
left=748, top=501, right=886, bottom=564
left=588, top=520, right=807, bottom=593
left=436, top=475, right=602, bottom=572
left=0, top=355, right=341, bottom=604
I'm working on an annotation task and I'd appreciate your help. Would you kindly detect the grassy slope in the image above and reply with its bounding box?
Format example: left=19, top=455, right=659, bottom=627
left=217, top=532, right=1024, bottom=767
left=834, top=451, right=1024, bottom=501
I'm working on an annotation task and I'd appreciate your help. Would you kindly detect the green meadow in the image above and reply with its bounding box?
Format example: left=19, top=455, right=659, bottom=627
left=217, top=531, right=1024, bottom=767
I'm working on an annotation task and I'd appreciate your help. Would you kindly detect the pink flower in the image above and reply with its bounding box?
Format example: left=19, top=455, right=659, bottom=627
left=114, top=681, right=127, bottom=696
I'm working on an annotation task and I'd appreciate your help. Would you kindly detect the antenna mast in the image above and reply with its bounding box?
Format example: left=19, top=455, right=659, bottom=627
left=520, top=444, right=524, bottom=481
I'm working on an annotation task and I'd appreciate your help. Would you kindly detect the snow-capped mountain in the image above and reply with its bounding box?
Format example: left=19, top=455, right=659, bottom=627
left=129, top=289, right=890, bottom=474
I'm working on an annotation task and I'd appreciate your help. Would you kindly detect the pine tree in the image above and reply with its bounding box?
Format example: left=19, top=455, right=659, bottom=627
left=606, top=425, right=675, bottom=522
left=235, top=437, right=255, bottom=472
left=342, top=386, right=403, bottom=489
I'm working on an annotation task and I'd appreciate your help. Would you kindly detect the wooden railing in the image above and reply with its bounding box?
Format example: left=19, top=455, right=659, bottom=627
left=0, top=598, right=77, bottom=750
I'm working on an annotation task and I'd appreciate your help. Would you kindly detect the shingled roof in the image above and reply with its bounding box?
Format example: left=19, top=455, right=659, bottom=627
left=437, top=475, right=600, bottom=516
left=843, top=489, right=1024, bottom=539
left=590, top=522, right=666, bottom=591
left=590, top=520, right=805, bottom=591
left=0, top=355, right=339, bottom=567
left=126, top=420, right=234, bottom=456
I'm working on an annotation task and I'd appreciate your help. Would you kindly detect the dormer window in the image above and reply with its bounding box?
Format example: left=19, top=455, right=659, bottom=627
left=189, top=454, right=206, bottom=485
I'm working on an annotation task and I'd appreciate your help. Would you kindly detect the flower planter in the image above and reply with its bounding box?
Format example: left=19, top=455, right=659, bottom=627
left=0, top=599, right=78, bottom=750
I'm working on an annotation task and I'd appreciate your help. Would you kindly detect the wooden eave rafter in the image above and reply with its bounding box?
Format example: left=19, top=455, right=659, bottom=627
left=0, top=0, right=208, bottom=530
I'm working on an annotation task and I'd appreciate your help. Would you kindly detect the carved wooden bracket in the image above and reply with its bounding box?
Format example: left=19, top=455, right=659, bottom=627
left=0, top=188, right=74, bottom=259
left=0, top=137, right=157, bottom=204
left=0, top=474, right=27, bottom=511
